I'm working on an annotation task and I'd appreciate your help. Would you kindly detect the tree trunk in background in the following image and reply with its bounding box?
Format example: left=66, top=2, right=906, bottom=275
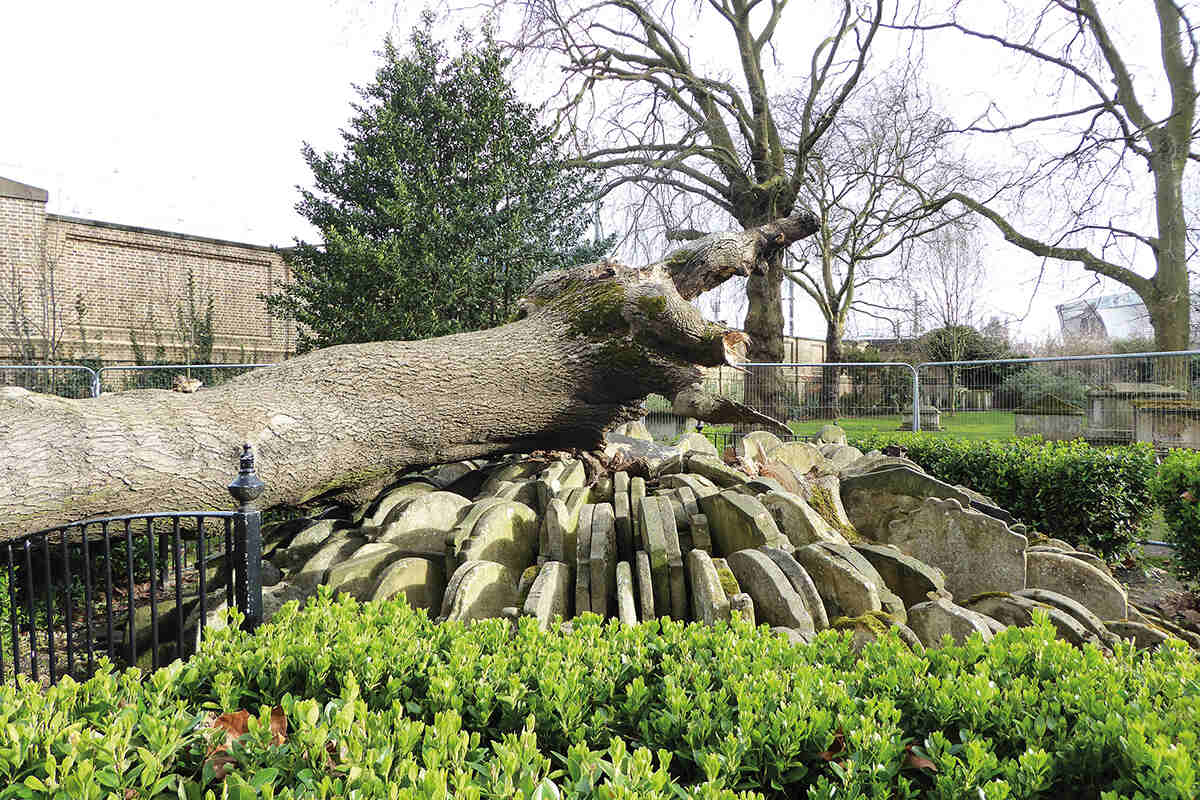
left=0, top=214, right=817, bottom=537
left=741, top=250, right=789, bottom=425
left=821, top=323, right=844, bottom=420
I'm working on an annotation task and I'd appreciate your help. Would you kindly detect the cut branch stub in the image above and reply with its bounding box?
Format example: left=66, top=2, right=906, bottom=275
left=659, top=211, right=819, bottom=300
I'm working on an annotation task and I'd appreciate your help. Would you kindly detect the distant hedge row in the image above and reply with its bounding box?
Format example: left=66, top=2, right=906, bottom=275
left=3, top=590, right=1198, bottom=799
left=849, top=434, right=1158, bottom=557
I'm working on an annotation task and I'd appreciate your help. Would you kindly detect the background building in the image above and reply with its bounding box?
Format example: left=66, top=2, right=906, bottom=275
left=1057, top=292, right=1155, bottom=343
left=0, top=176, right=295, bottom=364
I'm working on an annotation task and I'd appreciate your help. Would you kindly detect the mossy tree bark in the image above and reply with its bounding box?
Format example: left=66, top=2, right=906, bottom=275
left=0, top=213, right=816, bottom=537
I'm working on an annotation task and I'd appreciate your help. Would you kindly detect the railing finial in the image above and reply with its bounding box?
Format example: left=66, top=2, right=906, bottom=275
left=227, top=442, right=265, bottom=509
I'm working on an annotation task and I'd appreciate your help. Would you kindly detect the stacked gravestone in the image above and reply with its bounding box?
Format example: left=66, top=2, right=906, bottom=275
left=235, top=432, right=1193, bottom=656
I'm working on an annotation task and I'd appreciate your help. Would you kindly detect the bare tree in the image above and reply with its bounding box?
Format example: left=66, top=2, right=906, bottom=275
left=781, top=75, right=968, bottom=415
left=908, top=226, right=990, bottom=411
left=1, top=243, right=78, bottom=364
left=501, top=0, right=886, bottom=408
left=903, top=0, right=1197, bottom=355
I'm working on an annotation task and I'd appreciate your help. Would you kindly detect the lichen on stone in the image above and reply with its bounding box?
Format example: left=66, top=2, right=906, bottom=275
left=715, top=566, right=740, bottom=598
left=965, top=591, right=1014, bottom=604
left=807, top=486, right=861, bottom=542
left=830, top=610, right=894, bottom=636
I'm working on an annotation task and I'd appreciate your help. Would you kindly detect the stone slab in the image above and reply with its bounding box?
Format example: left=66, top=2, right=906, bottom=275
left=879, top=498, right=1027, bottom=600
left=675, top=432, right=718, bottom=457
left=630, top=477, right=646, bottom=548
left=792, top=543, right=882, bottom=620
left=757, top=546, right=828, bottom=631
left=1014, top=588, right=1113, bottom=645
left=685, top=453, right=748, bottom=488
left=657, top=497, right=687, bottom=620
left=371, top=556, right=445, bottom=612
left=690, top=514, right=712, bottom=553
left=456, top=500, right=540, bottom=577
left=325, top=543, right=404, bottom=600
left=735, top=431, right=784, bottom=463
left=768, top=441, right=824, bottom=474
left=729, top=593, right=755, bottom=625
left=614, top=490, right=633, bottom=563
left=575, top=504, right=595, bottom=617
left=522, top=561, right=570, bottom=629
left=853, top=543, right=946, bottom=609
left=365, top=481, right=437, bottom=527
left=658, top=473, right=720, bottom=499
left=1106, top=620, right=1175, bottom=650
left=590, top=503, right=618, bottom=617
left=615, top=561, right=638, bottom=625
left=377, top=491, right=470, bottom=541
left=696, top=490, right=784, bottom=556
left=634, top=550, right=655, bottom=620
left=726, top=549, right=814, bottom=634
left=440, top=560, right=518, bottom=623
left=297, top=535, right=367, bottom=587
left=639, top=495, right=671, bottom=616
left=1025, top=550, right=1127, bottom=621
left=686, top=549, right=730, bottom=625
left=907, top=596, right=995, bottom=647
left=761, top=490, right=848, bottom=548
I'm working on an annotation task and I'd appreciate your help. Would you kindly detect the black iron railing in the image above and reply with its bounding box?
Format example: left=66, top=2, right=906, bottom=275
left=701, top=429, right=803, bottom=456
left=0, top=445, right=264, bottom=686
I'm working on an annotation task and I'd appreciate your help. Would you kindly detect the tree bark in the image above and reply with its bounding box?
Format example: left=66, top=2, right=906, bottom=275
left=821, top=323, right=844, bottom=419
left=0, top=214, right=817, bottom=537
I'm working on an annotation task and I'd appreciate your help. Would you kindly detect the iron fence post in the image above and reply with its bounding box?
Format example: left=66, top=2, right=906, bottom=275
left=911, top=364, right=921, bottom=432
left=227, top=443, right=265, bottom=632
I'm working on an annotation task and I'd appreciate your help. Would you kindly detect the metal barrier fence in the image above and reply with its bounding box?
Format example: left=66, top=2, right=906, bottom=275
left=0, top=364, right=99, bottom=399
left=0, top=446, right=265, bottom=686
left=0, top=363, right=273, bottom=398
left=98, top=363, right=273, bottom=394
left=915, top=350, right=1200, bottom=447
left=644, top=350, right=1200, bottom=447
left=644, top=361, right=922, bottom=440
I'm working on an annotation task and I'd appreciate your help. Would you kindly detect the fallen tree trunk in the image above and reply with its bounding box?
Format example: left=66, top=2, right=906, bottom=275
left=0, top=213, right=817, bottom=536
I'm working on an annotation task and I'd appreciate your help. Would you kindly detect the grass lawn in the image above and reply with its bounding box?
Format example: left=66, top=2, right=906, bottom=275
left=699, top=411, right=1019, bottom=442
left=787, top=410, right=1018, bottom=441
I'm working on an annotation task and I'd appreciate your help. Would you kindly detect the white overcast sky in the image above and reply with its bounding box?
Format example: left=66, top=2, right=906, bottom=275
left=1, top=0, right=1185, bottom=343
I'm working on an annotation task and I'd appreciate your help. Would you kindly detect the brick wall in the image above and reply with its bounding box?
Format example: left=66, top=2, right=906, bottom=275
left=0, top=180, right=295, bottom=364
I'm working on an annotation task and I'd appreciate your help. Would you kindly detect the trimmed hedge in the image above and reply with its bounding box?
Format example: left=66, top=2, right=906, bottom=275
left=849, top=433, right=1157, bottom=557
left=1152, top=449, right=1200, bottom=580
left=3, top=590, right=1199, bottom=799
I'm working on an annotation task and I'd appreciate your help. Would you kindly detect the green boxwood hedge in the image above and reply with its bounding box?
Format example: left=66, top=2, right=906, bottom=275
left=1151, top=448, right=1200, bottom=580
left=849, top=434, right=1158, bottom=557
left=2, top=590, right=1198, bottom=799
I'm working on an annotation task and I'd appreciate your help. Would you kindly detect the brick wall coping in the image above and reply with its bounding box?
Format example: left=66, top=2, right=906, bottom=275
left=0, top=177, right=49, bottom=203
left=46, top=213, right=289, bottom=254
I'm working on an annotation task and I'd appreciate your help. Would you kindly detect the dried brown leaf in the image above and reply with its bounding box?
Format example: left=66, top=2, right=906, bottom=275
left=818, top=731, right=845, bottom=761
left=208, top=752, right=238, bottom=781
left=903, top=744, right=938, bottom=772
left=269, top=705, right=288, bottom=746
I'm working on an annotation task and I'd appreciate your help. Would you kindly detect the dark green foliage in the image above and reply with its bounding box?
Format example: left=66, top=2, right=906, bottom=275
left=266, top=18, right=611, bottom=352
left=2, top=592, right=1198, bottom=798
left=841, top=346, right=912, bottom=413
left=1152, top=449, right=1200, bottom=580
left=850, top=433, right=1158, bottom=556
left=918, top=325, right=1009, bottom=364
left=996, top=367, right=1089, bottom=410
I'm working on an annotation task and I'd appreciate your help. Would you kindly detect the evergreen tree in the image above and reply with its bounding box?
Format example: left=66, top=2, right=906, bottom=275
left=268, top=17, right=610, bottom=351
